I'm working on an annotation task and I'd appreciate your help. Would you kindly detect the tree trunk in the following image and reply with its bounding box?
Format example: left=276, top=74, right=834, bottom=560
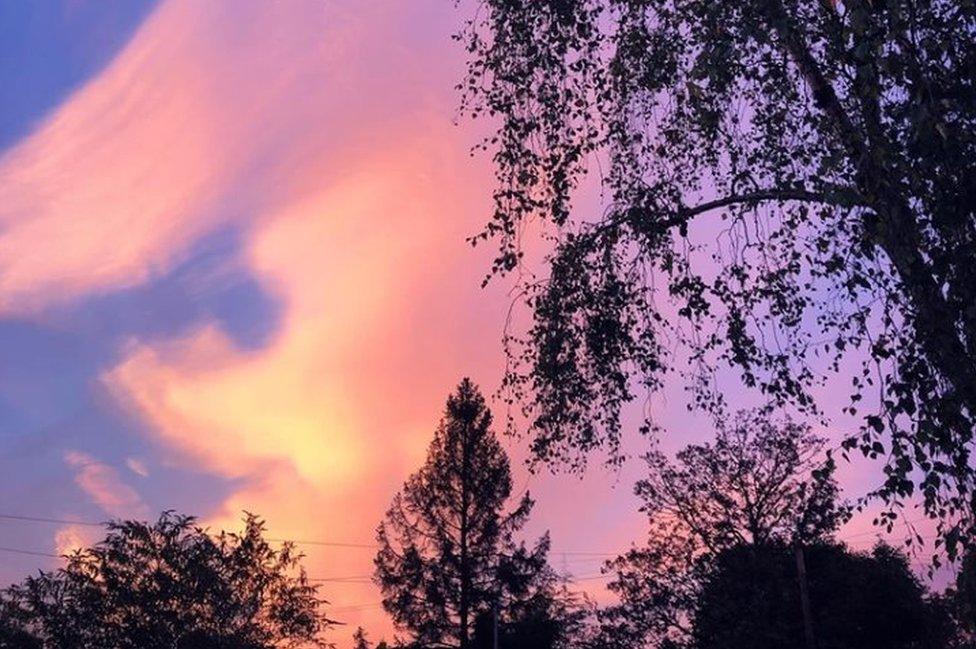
left=459, top=423, right=472, bottom=649
left=795, top=543, right=817, bottom=649
left=762, top=0, right=976, bottom=418
left=493, top=603, right=499, bottom=649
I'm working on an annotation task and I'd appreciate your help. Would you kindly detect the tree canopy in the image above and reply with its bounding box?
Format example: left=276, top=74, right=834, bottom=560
left=945, top=548, right=976, bottom=648
left=0, top=512, right=332, bottom=649
left=458, top=0, right=976, bottom=556
left=692, top=542, right=953, bottom=649
left=471, top=585, right=593, bottom=649
left=599, top=412, right=844, bottom=647
left=353, top=627, right=373, bottom=649
left=594, top=413, right=961, bottom=648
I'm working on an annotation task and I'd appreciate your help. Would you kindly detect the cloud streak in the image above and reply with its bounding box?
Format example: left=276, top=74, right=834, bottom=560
left=103, top=113, right=501, bottom=635
left=64, top=451, right=149, bottom=520
left=0, top=0, right=370, bottom=315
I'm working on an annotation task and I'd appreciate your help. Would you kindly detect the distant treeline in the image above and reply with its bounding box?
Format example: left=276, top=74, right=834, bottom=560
left=1, top=380, right=974, bottom=648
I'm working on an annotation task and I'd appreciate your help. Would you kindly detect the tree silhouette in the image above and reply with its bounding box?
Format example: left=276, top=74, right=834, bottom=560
left=0, top=596, right=41, bottom=649
left=692, top=542, right=952, bottom=649
left=457, top=0, right=976, bottom=554
left=600, top=412, right=844, bottom=647
left=471, top=585, right=593, bottom=649
left=374, top=379, right=553, bottom=649
left=945, top=548, right=976, bottom=648
left=353, top=626, right=373, bottom=649
left=0, top=512, right=333, bottom=648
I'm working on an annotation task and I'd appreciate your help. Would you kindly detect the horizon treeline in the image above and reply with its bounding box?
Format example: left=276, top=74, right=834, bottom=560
left=1, top=379, right=974, bottom=648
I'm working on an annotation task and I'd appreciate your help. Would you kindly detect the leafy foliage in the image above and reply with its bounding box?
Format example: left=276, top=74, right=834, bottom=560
left=354, top=626, right=373, bottom=649
left=944, top=548, right=976, bottom=648
left=458, top=0, right=976, bottom=554
left=0, top=512, right=332, bottom=649
left=374, top=379, right=555, bottom=648
left=638, top=412, right=846, bottom=548
left=599, top=413, right=844, bottom=647
left=692, top=542, right=953, bottom=649
left=471, top=585, right=594, bottom=649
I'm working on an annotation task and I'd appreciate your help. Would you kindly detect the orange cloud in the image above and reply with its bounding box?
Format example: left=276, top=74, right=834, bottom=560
left=103, top=128, right=497, bottom=638
left=105, top=137, right=466, bottom=482
left=54, top=524, right=101, bottom=558
left=8, top=1, right=505, bottom=640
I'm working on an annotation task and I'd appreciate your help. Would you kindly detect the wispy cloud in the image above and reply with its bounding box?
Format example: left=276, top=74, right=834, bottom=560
left=0, top=0, right=502, bottom=636
left=0, top=0, right=367, bottom=315
left=64, top=450, right=148, bottom=520
left=125, top=457, right=149, bottom=478
left=102, top=127, right=500, bottom=632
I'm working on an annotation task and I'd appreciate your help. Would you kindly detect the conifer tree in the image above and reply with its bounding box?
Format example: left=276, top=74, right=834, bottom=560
left=352, top=627, right=372, bottom=649
left=374, top=379, right=549, bottom=649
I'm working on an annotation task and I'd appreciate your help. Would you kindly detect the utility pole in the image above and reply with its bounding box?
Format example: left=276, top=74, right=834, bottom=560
left=795, top=542, right=816, bottom=649
left=492, top=602, right=499, bottom=649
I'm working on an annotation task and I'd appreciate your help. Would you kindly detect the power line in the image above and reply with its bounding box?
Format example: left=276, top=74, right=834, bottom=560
left=566, top=572, right=613, bottom=583
left=0, top=511, right=379, bottom=550
left=0, top=546, right=59, bottom=559
left=0, top=510, right=952, bottom=569
left=838, top=517, right=928, bottom=541
left=325, top=573, right=614, bottom=619
left=268, top=538, right=378, bottom=549
left=329, top=601, right=384, bottom=613
left=0, top=545, right=618, bottom=593
left=310, top=576, right=373, bottom=583
left=0, top=511, right=625, bottom=555
left=0, top=513, right=103, bottom=528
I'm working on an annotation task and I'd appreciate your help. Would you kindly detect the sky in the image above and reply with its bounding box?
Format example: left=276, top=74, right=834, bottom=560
left=0, top=1, right=950, bottom=646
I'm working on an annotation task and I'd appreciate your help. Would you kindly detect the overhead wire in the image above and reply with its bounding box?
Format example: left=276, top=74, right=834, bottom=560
left=0, top=509, right=951, bottom=562
left=0, top=510, right=958, bottom=617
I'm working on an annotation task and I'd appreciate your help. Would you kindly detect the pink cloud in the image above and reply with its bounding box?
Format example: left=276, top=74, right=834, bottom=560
left=103, top=122, right=506, bottom=638
left=125, top=457, right=150, bottom=478
left=0, top=0, right=382, bottom=314
left=54, top=523, right=101, bottom=558
left=9, top=0, right=515, bottom=638
left=64, top=450, right=149, bottom=520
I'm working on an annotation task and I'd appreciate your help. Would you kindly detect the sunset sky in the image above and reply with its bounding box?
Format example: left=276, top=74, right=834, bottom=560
left=0, top=1, right=945, bottom=645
